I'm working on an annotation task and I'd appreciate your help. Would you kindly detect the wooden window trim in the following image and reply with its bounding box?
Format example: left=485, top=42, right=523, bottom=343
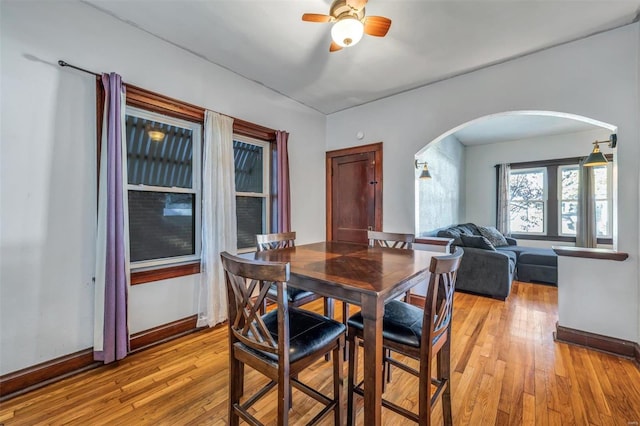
left=234, top=118, right=276, bottom=142
left=125, top=85, right=276, bottom=141
left=125, top=84, right=204, bottom=122
left=131, top=262, right=201, bottom=285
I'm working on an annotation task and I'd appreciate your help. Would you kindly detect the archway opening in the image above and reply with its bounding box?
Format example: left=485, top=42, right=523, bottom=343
left=414, top=110, right=617, bottom=250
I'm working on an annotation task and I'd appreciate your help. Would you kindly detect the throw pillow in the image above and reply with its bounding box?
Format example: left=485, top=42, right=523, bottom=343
left=460, top=235, right=496, bottom=250
left=478, top=226, right=509, bottom=247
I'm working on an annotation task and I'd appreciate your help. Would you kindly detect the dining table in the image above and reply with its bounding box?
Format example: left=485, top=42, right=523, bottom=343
left=248, top=240, right=441, bottom=425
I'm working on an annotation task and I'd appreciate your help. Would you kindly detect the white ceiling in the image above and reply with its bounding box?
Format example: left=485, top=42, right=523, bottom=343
left=84, top=0, right=637, bottom=142
left=454, top=114, right=602, bottom=146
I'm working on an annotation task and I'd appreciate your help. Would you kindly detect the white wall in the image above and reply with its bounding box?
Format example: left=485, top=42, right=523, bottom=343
left=0, top=1, right=326, bottom=374
left=327, top=24, right=639, bottom=342
left=465, top=128, right=611, bottom=230
left=415, top=135, right=465, bottom=236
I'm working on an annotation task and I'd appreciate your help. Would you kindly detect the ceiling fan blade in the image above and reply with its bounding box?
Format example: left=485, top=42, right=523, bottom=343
left=346, top=0, right=367, bottom=10
left=330, top=41, right=343, bottom=52
left=302, top=13, right=332, bottom=23
left=363, top=16, right=392, bottom=37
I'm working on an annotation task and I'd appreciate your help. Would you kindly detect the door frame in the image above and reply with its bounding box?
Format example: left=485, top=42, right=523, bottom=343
left=326, top=142, right=383, bottom=241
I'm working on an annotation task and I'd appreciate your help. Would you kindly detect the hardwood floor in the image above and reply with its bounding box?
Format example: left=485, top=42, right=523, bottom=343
left=1, top=281, right=639, bottom=425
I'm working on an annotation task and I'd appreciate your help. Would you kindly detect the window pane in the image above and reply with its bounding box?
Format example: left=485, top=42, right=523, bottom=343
left=595, top=200, right=609, bottom=237
left=560, top=201, right=578, bottom=235
left=234, top=141, right=263, bottom=193
left=592, top=166, right=608, bottom=199
left=561, top=167, right=579, bottom=200
left=509, top=201, right=544, bottom=233
left=126, top=115, right=193, bottom=188
left=128, top=191, right=195, bottom=262
left=236, top=196, right=265, bottom=250
left=510, top=171, right=544, bottom=201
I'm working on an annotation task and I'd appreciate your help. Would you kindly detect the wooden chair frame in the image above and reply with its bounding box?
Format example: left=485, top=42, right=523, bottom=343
left=221, top=252, right=344, bottom=426
left=347, top=247, right=463, bottom=425
left=342, top=231, right=416, bottom=364
left=257, top=232, right=335, bottom=322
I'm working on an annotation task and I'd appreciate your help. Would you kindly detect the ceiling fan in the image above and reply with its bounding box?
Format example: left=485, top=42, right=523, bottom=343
left=302, top=0, right=392, bottom=52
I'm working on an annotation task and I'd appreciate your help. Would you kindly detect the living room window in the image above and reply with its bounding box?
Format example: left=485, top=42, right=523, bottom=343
left=509, top=167, right=547, bottom=235
left=505, top=158, right=612, bottom=243
left=125, top=106, right=202, bottom=268
left=234, top=135, right=271, bottom=251
left=556, top=163, right=613, bottom=239
left=558, top=165, right=579, bottom=236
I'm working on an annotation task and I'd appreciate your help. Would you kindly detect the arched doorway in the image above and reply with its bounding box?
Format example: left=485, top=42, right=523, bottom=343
left=414, top=110, right=617, bottom=248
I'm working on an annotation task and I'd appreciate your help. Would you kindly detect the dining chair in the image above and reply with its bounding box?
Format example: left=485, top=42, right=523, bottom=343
left=221, top=251, right=345, bottom=426
left=342, top=230, right=416, bottom=364
left=368, top=230, right=416, bottom=301
left=346, top=247, right=463, bottom=426
left=257, top=232, right=335, bottom=323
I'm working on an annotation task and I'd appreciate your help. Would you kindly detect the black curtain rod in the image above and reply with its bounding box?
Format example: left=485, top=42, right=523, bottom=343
left=58, top=60, right=101, bottom=77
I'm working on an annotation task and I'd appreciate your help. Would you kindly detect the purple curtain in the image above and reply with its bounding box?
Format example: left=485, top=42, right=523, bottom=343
left=95, top=73, right=128, bottom=363
left=275, top=130, right=291, bottom=232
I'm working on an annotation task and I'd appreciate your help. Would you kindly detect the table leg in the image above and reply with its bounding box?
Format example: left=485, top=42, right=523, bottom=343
left=361, top=295, right=384, bottom=426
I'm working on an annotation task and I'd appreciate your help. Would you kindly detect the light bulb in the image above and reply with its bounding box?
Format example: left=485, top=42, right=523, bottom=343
left=331, top=17, right=364, bottom=47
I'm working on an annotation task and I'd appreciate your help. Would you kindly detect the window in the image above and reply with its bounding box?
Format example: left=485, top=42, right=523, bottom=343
left=125, top=106, right=202, bottom=268
left=509, top=168, right=547, bottom=234
left=233, top=135, right=271, bottom=251
left=97, top=85, right=277, bottom=283
left=592, top=165, right=613, bottom=238
left=559, top=165, right=579, bottom=235
left=504, top=158, right=613, bottom=242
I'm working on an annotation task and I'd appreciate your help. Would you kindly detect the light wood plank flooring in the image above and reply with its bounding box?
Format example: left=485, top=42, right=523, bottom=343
left=1, top=281, right=639, bottom=425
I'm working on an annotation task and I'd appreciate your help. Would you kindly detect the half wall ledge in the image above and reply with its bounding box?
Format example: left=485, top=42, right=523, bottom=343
left=552, top=246, right=629, bottom=261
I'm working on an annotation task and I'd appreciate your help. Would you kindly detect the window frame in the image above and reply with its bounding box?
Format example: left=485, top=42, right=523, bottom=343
left=233, top=134, right=272, bottom=253
left=124, top=106, right=203, bottom=270
left=508, top=166, right=548, bottom=236
left=96, top=83, right=277, bottom=284
left=557, top=164, right=579, bottom=237
left=500, top=156, right=613, bottom=244
left=591, top=163, right=614, bottom=239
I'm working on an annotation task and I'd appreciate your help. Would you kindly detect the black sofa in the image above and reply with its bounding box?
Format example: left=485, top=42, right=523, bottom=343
left=436, top=223, right=557, bottom=300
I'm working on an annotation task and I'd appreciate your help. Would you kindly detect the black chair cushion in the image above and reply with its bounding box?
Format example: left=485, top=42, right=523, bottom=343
left=255, top=307, right=345, bottom=363
left=267, top=283, right=317, bottom=304
left=348, top=300, right=424, bottom=348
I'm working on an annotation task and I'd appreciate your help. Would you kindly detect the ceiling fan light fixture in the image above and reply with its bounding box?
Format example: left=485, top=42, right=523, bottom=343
left=331, top=17, right=364, bottom=47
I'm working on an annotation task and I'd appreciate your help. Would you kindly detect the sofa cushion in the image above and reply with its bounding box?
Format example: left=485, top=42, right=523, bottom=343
left=456, top=223, right=481, bottom=236
left=437, top=223, right=481, bottom=246
left=478, top=226, right=509, bottom=247
left=519, top=250, right=558, bottom=267
left=436, top=228, right=463, bottom=246
left=460, top=235, right=496, bottom=250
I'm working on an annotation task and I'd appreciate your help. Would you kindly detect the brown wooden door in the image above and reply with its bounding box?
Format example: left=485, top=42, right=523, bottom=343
left=326, top=143, right=382, bottom=243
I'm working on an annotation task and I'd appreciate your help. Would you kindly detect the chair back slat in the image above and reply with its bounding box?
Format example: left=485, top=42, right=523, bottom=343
left=423, top=247, right=463, bottom=344
left=368, top=231, right=415, bottom=249
left=256, top=232, right=296, bottom=251
left=221, top=252, right=290, bottom=354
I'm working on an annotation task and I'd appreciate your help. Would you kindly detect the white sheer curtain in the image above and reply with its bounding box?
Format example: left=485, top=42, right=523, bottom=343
left=497, top=163, right=511, bottom=236
left=197, top=111, right=236, bottom=327
left=577, top=160, right=597, bottom=248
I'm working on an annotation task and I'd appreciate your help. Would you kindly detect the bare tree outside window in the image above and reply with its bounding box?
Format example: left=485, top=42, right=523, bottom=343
left=560, top=166, right=579, bottom=235
left=509, top=168, right=546, bottom=233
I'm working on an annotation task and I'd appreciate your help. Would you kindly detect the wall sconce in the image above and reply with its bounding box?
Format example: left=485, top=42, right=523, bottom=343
left=584, top=134, right=617, bottom=167
left=414, top=159, right=432, bottom=179
left=145, top=124, right=166, bottom=142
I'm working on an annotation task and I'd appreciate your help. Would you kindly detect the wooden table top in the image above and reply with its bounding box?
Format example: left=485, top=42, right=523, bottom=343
left=250, top=241, right=437, bottom=298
